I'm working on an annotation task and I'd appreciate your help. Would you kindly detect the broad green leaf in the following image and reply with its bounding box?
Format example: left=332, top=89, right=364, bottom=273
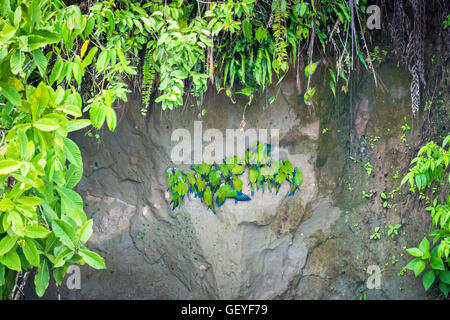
left=0, top=160, right=21, bottom=175
left=65, top=163, right=83, bottom=189
left=31, top=49, right=47, bottom=77
left=49, top=59, right=63, bottom=85
left=56, top=186, right=83, bottom=217
left=405, top=258, right=426, bottom=277
left=422, top=270, right=435, bottom=291
left=0, top=249, right=21, bottom=271
left=430, top=256, right=445, bottom=270
left=406, top=248, right=423, bottom=258
left=63, top=137, right=82, bottom=168
left=418, top=237, right=430, bottom=254
left=79, top=247, right=106, bottom=269
left=52, top=219, right=77, bottom=250
left=10, top=49, right=25, bottom=74
left=33, top=118, right=60, bottom=131
left=62, top=119, right=91, bottom=132
left=23, top=238, right=39, bottom=267
left=0, top=81, right=22, bottom=106
left=79, top=219, right=93, bottom=244
left=0, top=234, right=18, bottom=256
left=24, top=225, right=51, bottom=239
left=440, top=271, right=450, bottom=284
left=34, top=259, right=50, bottom=297
left=105, top=107, right=117, bottom=131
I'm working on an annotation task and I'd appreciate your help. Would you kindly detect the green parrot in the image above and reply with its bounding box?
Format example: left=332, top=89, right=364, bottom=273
left=218, top=163, right=230, bottom=178
left=184, top=170, right=197, bottom=195
left=203, top=186, right=215, bottom=214
left=232, top=175, right=243, bottom=192
left=193, top=163, right=212, bottom=177
left=225, top=156, right=246, bottom=175
left=208, top=167, right=222, bottom=190
left=249, top=166, right=260, bottom=195
left=196, top=174, right=206, bottom=195
left=288, top=168, right=303, bottom=196
left=216, top=183, right=251, bottom=207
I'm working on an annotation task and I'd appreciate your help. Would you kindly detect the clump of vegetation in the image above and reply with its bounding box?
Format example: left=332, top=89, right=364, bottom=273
left=402, top=133, right=450, bottom=297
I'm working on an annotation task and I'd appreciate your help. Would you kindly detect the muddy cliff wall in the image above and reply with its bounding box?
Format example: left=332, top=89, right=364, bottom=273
left=31, top=60, right=447, bottom=300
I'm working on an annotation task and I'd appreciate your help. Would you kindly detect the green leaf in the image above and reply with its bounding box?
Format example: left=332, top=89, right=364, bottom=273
left=10, top=49, right=25, bottom=74
left=90, top=103, right=106, bottom=129
left=79, top=219, right=93, bottom=243
left=52, top=219, right=77, bottom=250
left=24, top=225, right=51, bottom=239
left=63, top=119, right=91, bottom=132
left=56, top=186, right=83, bottom=217
left=418, top=237, right=430, bottom=255
left=65, top=163, right=83, bottom=189
left=0, top=234, right=18, bottom=256
left=0, top=249, right=21, bottom=271
left=63, top=137, right=82, bottom=168
left=430, top=256, right=445, bottom=270
left=79, top=247, right=105, bottom=269
left=440, top=271, right=450, bottom=284
left=405, top=258, right=426, bottom=277
left=49, top=59, right=63, bottom=85
left=0, top=263, right=4, bottom=286
left=23, top=238, right=39, bottom=267
left=0, top=81, right=22, bottom=106
left=33, top=118, right=60, bottom=131
left=105, top=107, right=117, bottom=131
left=406, top=248, right=423, bottom=257
left=0, top=160, right=21, bottom=175
left=422, top=270, right=435, bottom=291
left=32, top=50, right=47, bottom=77
left=34, top=259, right=50, bottom=297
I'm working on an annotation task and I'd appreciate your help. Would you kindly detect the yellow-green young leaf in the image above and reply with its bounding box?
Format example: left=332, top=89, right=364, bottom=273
left=31, top=49, right=47, bottom=77
left=79, top=247, right=105, bottom=269
left=90, top=104, right=107, bottom=129
left=49, top=59, right=63, bottom=85
left=33, top=118, right=60, bottom=131
left=10, top=49, right=24, bottom=74
left=0, top=198, right=14, bottom=211
left=81, top=47, right=98, bottom=69
left=23, top=238, right=39, bottom=267
left=0, top=160, right=21, bottom=175
left=105, top=107, right=117, bottom=131
left=35, top=259, right=50, bottom=297
left=63, top=137, right=82, bottom=168
left=52, top=219, right=77, bottom=250
left=79, top=219, right=93, bottom=243
left=24, top=225, right=51, bottom=239
left=0, top=249, right=21, bottom=271
left=0, top=234, right=18, bottom=256
left=0, top=81, right=22, bottom=106
left=16, top=196, right=43, bottom=207
left=62, top=119, right=91, bottom=132
left=53, top=248, right=73, bottom=268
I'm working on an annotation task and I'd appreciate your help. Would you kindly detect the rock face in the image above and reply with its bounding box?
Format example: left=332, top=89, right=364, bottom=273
left=42, top=65, right=435, bottom=300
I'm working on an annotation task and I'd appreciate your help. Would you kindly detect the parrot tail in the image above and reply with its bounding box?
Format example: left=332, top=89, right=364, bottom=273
left=216, top=197, right=226, bottom=207
left=235, top=191, right=251, bottom=202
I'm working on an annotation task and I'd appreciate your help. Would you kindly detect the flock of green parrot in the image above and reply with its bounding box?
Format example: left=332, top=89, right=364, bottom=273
left=166, top=142, right=303, bottom=214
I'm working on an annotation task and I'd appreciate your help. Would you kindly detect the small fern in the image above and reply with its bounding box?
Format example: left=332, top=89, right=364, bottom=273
left=141, top=49, right=156, bottom=116
left=272, top=0, right=289, bottom=74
